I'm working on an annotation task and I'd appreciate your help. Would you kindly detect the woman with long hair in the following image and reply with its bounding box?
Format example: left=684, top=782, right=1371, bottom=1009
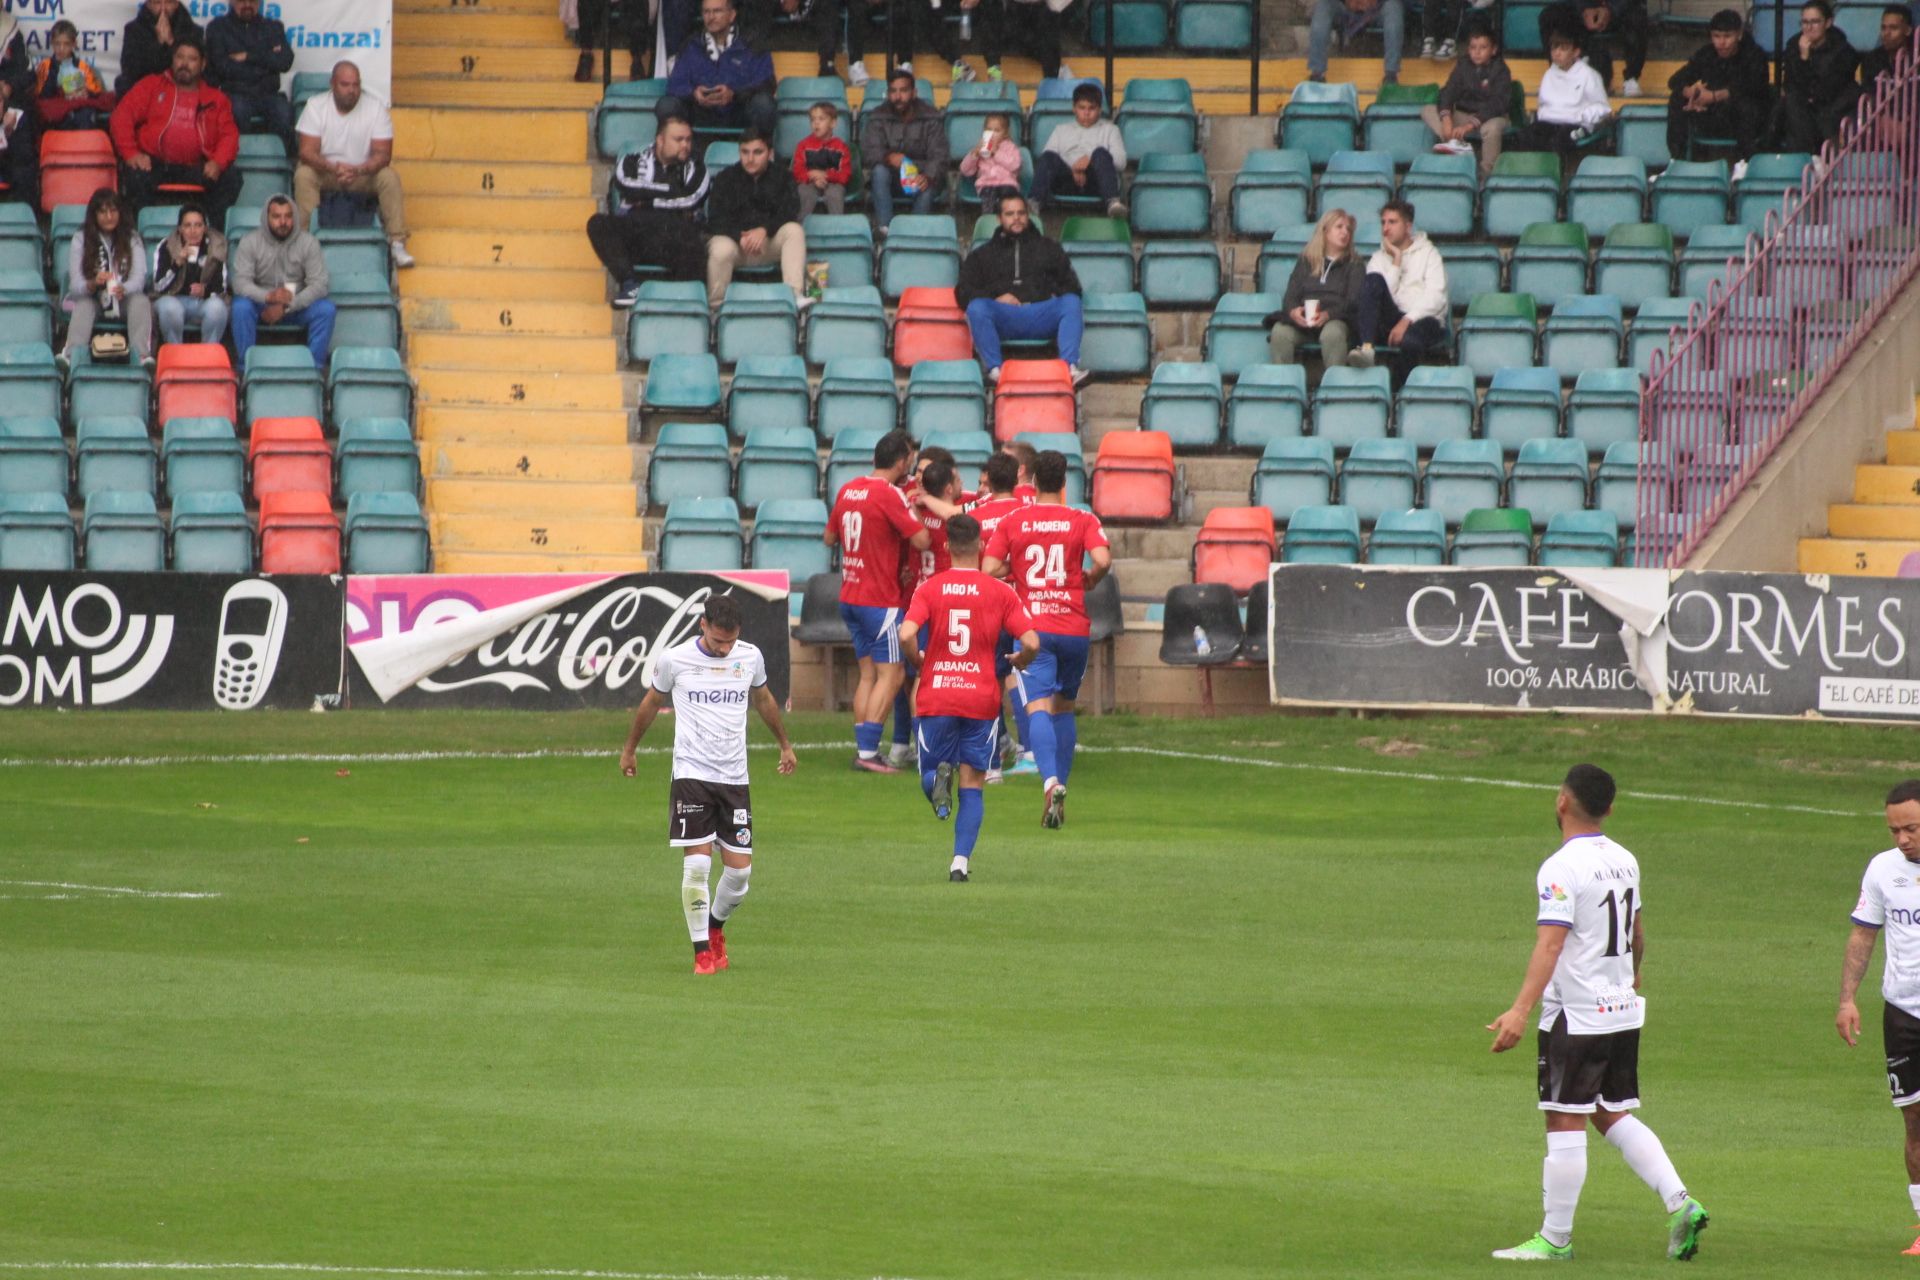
left=151, top=202, right=229, bottom=346
left=1264, top=207, right=1366, bottom=370
left=64, top=188, right=153, bottom=363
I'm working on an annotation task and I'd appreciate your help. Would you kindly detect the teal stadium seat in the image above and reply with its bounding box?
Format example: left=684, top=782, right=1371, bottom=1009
left=1629, top=296, right=1696, bottom=372
left=1594, top=441, right=1643, bottom=529
left=0, top=491, right=75, bottom=569
left=1231, top=150, right=1312, bottom=237
left=1204, top=293, right=1288, bottom=378
left=1507, top=436, right=1589, bottom=526
left=0, top=270, right=52, bottom=346
left=1483, top=152, right=1560, bottom=238
left=1363, top=83, right=1441, bottom=167
left=1366, top=506, right=1446, bottom=564
left=1565, top=156, right=1647, bottom=240
left=880, top=215, right=961, bottom=299
left=83, top=489, right=165, bottom=571
left=1567, top=367, right=1642, bottom=457
left=1593, top=223, right=1674, bottom=311
left=750, top=497, right=832, bottom=580
left=0, top=343, right=61, bottom=421
left=1129, top=152, right=1212, bottom=236
left=802, top=215, right=875, bottom=292
left=715, top=283, right=799, bottom=364
left=905, top=360, right=987, bottom=435
left=1317, top=150, right=1396, bottom=228
left=648, top=422, right=733, bottom=505
left=659, top=495, right=744, bottom=570
left=1482, top=367, right=1563, bottom=453
left=1028, top=79, right=1103, bottom=155
left=1281, top=503, right=1361, bottom=563
left=169, top=490, right=251, bottom=573
left=1443, top=243, right=1504, bottom=311
left=1771, top=224, right=1843, bottom=307
left=1226, top=363, right=1308, bottom=450
left=1087, top=0, right=1171, bottom=50
left=1399, top=151, right=1477, bottom=239
left=1615, top=103, right=1670, bottom=172
left=1714, top=296, right=1793, bottom=380
left=920, top=428, right=994, bottom=472
left=815, top=357, right=898, bottom=439
left=1176, top=0, right=1254, bottom=49
left=328, top=347, right=413, bottom=428
left=162, top=417, right=245, bottom=499
left=1338, top=437, right=1419, bottom=525
left=1252, top=437, right=1335, bottom=523
left=1080, top=292, right=1153, bottom=375
left=774, top=76, right=850, bottom=157
left=945, top=80, right=1025, bottom=159
left=68, top=359, right=151, bottom=429
left=805, top=285, right=888, bottom=364
left=244, top=348, right=326, bottom=426
left=1311, top=366, right=1392, bottom=452
left=1460, top=293, right=1538, bottom=380
left=1281, top=81, right=1359, bottom=167
left=643, top=353, right=723, bottom=414
left=959, top=148, right=1034, bottom=209
left=1395, top=365, right=1477, bottom=450
left=1116, top=79, right=1201, bottom=156
left=736, top=424, right=820, bottom=510
left=328, top=296, right=400, bottom=351
left=1542, top=294, right=1624, bottom=377
left=1509, top=222, right=1590, bottom=304
left=0, top=416, right=67, bottom=496
left=1017, top=431, right=1088, bottom=505
left=827, top=428, right=884, bottom=495
left=336, top=418, right=421, bottom=497
left=596, top=80, right=670, bottom=158
left=1423, top=438, right=1504, bottom=525
left=1733, top=152, right=1812, bottom=230
left=727, top=354, right=811, bottom=440
left=1137, top=244, right=1222, bottom=307
left=1539, top=509, right=1620, bottom=567
left=345, top=491, right=430, bottom=573
left=74, top=417, right=156, bottom=499
left=1650, top=159, right=1730, bottom=240
left=1676, top=224, right=1749, bottom=298
left=1140, top=361, right=1224, bottom=449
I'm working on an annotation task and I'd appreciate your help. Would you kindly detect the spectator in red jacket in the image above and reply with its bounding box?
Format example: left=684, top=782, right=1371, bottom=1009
left=792, top=101, right=852, bottom=217
left=109, top=36, right=241, bottom=221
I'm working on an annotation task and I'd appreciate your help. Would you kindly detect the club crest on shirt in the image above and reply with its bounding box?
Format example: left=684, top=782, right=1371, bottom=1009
left=731, top=662, right=745, bottom=679
left=1540, top=883, right=1569, bottom=903
left=734, top=828, right=752, bottom=846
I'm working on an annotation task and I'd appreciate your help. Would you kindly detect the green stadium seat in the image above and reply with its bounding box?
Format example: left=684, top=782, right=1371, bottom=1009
left=816, top=357, right=898, bottom=439
left=1508, top=437, right=1589, bottom=526
left=659, top=495, right=744, bottom=571
left=162, top=417, right=245, bottom=500
left=1138, top=243, right=1222, bottom=307
left=736, top=424, right=820, bottom=510
left=1460, top=293, right=1538, bottom=380
left=1311, top=366, right=1392, bottom=452
left=169, top=489, right=253, bottom=573
left=1395, top=365, right=1477, bottom=451
left=75, top=416, right=156, bottom=500
left=0, top=490, right=75, bottom=569
left=1204, top=293, right=1289, bottom=378
left=1542, top=294, right=1624, bottom=377
left=1363, top=83, right=1441, bottom=167
left=1366, top=506, right=1446, bottom=565
left=1482, top=367, right=1563, bottom=454
left=1509, top=222, right=1590, bottom=304
left=1060, top=216, right=1136, bottom=296
left=715, top=283, right=799, bottom=365
left=1226, top=363, right=1308, bottom=450
left=648, top=422, right=733, bottom=506
left=0, top=416, right=68, bottom=496
left=1483, top=151, right=1561, bottom=238
left=805, top=284, right=888, bottom=365
left=1140, top=361, right=1224, bottom=449
left=1252, top=436, right=1336, bottom=523
left=1339, top=437, right=1419, bottom=525
left=1318, top=150, right=1396, bottom=228
left=1281, top=503, right=1361, bottom=563
left=1231, top=150, right=1313, bottom=238
left=906, top=359, right=987, bottom=436
left=1650, top=159, right=1730, bottom=240
left=336, top=418, right=421, bottom=498
left=83, top=489, right=165, bottom=571
left=1452, top=505, right=1533, bottom=565
left=1565, top=156, right=1647, bottom=240
left=1539, top=509, right=1620, bottom=567
left=1130, top=151, right=1212, bottom=236
left=1080, top=292, right=1153, bottom=375
left=1423, top=438, right=1504, bottom=525
left=1567, top=367, right=1642, bottom=457
left=750, top=496, right=832, bottom=581
left=1281, top=81, right=1359, bottom=167
left=1399, top=151, right=1477, bottom=239
left=727, top=354, right=810, bottom=441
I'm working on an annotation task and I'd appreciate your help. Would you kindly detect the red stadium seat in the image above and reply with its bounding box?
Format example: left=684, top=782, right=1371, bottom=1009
left=259, top=490, right=341, bottom=574
left=156, top=343, right=235, bottom=378
left=156, top=344, right=239, bottom=427
left=1090, top=429, right=1176, bottom=523
left=249, top=417, right=332, bottom=500
left=1192, top=506, right=1276, bottom=595
left=992, top=358, right=1075, bottom=442
left=892, top=286, right=972, bottom=367
left=39, top=130, right=116, bottom=213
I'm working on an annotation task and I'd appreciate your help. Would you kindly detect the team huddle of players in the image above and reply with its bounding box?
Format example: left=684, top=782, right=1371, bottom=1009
left=825, top=430, right=1112, bottom=879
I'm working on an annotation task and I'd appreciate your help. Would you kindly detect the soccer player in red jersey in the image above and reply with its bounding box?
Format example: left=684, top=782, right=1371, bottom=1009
left=964, top=452, right=1039, bottom=776
left=825, top=429, right=930, bottom=773
left=900, top=514, right=1040, bottom=881
left=981, top=449, right=1111, bottom=829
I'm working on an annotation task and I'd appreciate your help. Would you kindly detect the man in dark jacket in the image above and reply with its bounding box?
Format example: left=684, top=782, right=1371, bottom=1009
left=1769, top=0, right=1863, bottom=150
left=588, top=114, right=712, bottom=308
left=955, top=194, right=1086, bottom=384
left=207, top=0, right=294, bottom=148
left=860, top=67, right=949, bottom=228
left=705, top=128, right=808, bottom=307
left=117, top=0, right=203, bottom=96
left=0, top=14, right=39, bottom=208
left=110, top=38, right=242, bottom=220
left=660, top=0, right=777, bottom=138
left=1862, top=3, right=1914, bottom=85
left=1667, top=10, right=1771, bottom=160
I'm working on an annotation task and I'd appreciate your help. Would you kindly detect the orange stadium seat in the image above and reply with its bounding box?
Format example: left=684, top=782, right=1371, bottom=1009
left=249, top=417, right=332, bottom=501
left=1192, top=506, right=1276, bottom=595
left=1090, top=430, right=1175, bottom=523
left=38, top=131, right=116, bottom=213
left=156, top=344, right=240, bottom=427
left=259, top=490, right=340, bottom=574
left=991, top=359, right=1075, bottom=442
left=892, top=286, right=972, bottom=367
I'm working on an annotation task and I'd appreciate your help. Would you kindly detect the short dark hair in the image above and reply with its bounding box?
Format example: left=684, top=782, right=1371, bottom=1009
left=919, top=459, right=955, bottom=500
left=1071, top=83, right=1104, bottom=108
left=737, top=126, right=773, bottom=149
left=1548, top=28, right=1581, bottom=48
left=946, top=513, right=982, bottom=552
left=1579, top=0, right=1609, bottom=11
left=984, top=451, right=1020, bottom=493
left=809, top=99, right=840, bottom=119
left=657, top=113, right=692, bottom=137
left=1803, top=0, right=1834, bottom=17
left=1886, top=3, right=1915, bottom=23
left=1708, top=7, right=1746, bottom=30
left=917, top=445, right=956, bottom=472
left=1888, top=779, right=1920, bottom=807
left=997, top=191, right=1028, bottom=214
left=1381, top=197, right=1416, bottom=224
left=1462, top=14, right=1498, bottom=42
left=874, top=429, right=914, bottom=471
left=173, top=31, right=206, bottom=57
left=1563, top=764, right=1616, bottom=820
left=1034, top=449, right=1069, bottom=495
left=50, top=19, right=77, bottom=39
left=703, top=592, right=742, bottom=633
left=176, top=201, right=211, bottom=229
left=887, top=66, right=916, bottom=87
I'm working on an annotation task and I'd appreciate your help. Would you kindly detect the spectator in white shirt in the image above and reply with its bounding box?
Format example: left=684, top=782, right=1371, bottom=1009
left=1511, top=31, right=1613, bottom=156
left=1351, top=199, right=1449, bottom=387
left=293, top=59, right=412, bottom=268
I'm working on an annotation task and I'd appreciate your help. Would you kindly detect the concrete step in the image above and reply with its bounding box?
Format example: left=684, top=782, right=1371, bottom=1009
left=393, top=108, right=586, bottom=163
left=398, top=266, right=608, bottom=304
left=426, top=440, right=640, bottom=482
left=1828, top=504, right=1920, bottom=540
left=1798, top=537, right=1920, bottom=576
left=407, top=194, right=600, bottom=232
left=1186, top=489, right=1247, bottom=521
left=396, top=160, right=593, bottom=199
left=1113, top=556, right=1191, bottom=599
left=428, top=475, right=639, bottom=517
left=408, top=331, right=619, bottom=372
left=395, top=13, right=564, bottom=44
left=417, top=404, right=633, bottom=445
left=1107, top=526, right=1201, bottom=559
left=1887, top=430, right=1920, bottom=465
left=402, top=296, right=613, bottom=337
left=405, top=228, right=602, bottom=270
left=432, top=548, right=653, bottom=572
left=396, top=80, right=607, bottom=110
left=1181, top=454, right=1258, bottom=492
left=433, top=512, right=649, bottom=555
left=397, top=0, right=552, bottom=12
left=416, top=367, right=627, bottom=411
left=395, top=45, right=641, bottom=79
left=1855, top=465, right=1920, bottom=505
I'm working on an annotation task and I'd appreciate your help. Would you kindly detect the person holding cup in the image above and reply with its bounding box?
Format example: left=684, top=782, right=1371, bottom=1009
left=151, top=201, right=229, bottom=347
left=64, top=188, right=153, bottom=364
left=1264, top=208, right=1365, bottom=372
left=958, top=111, right=1021, bottom=213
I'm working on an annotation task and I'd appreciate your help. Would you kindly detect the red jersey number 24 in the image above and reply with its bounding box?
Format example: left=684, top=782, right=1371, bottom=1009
left=1023, top=543, right=1067, bottom=589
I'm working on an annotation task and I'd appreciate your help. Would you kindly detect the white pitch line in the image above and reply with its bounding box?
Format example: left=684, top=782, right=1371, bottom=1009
left=0, top=741, right=1860, bottom=819
left=0, top=1264, right=920, bottom=1280
left=0, top=880, right=221, bottom=900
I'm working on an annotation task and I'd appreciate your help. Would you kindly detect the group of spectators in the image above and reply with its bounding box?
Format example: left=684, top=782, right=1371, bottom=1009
left=1, top=0, right=415, bottom=367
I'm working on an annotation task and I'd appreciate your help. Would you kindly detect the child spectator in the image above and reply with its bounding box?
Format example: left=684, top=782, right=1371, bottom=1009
left=792, top=100, right=852, bottom=217
left=1512, top=31, right=1612, bottom=156
left=959, top=111, right=1021, bottom=212
left=33, top=20, right=115, bottom=132
left=1424, top=19, right=1512, bottom=179
left=1033, top=83, right=1127, bottom=218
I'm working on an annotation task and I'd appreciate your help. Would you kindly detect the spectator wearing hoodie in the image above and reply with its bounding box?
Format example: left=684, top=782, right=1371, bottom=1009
left=659, top=0, right=777, bottom=139
left=954, top=194, right=1087, bottom=383
left=1768, top=0, right=1863, bottom=150
left=33, top=20, right=116, bottom=133
left=1352, top=199, right=1448, bottom=386
left=1510, top=29, right=1612, bottom=156
left=1539, top=0, right=1650, bottom=94
left=1666, top=10, right=1771, bottom=161
left=111, top=37, right=242, bottom=221
left=229, top=194, right=334, bottom=368
left=860, top=67, right=949, bottom=228
left=705, top=128, right=808, bottom=308
left=207, top=0, right=295, bottom=148
left=117, top=0, right=203, bottom=97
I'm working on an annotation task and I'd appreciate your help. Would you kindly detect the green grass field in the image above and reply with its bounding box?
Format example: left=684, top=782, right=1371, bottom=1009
left=3, top=708, right=1919, bottom=1279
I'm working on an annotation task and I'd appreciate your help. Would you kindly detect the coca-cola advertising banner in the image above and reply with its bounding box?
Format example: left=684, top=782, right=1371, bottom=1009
left=0, top=571, right=345, bottom=710
left=344, top=571, right=792, bottom=708
left=1268, top=565, right=1920, bottom=722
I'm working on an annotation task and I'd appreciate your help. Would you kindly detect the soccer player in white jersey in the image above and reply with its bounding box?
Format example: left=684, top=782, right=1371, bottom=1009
left=1837, top=778, right=1920, bottom=1255
left=1487, top=763, right=1709, bottom=1262
left=618, top=594, right=797, bottom=975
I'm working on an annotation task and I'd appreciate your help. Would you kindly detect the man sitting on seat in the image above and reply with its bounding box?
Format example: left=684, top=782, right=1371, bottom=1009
left=588, top=115, right=712, bottom=309
left=859, top=67, right=948, bottom=229
left=1768, top=0, right=1863, bottom=151
left=1351, top=198, right=1448, bottom=387
left=109, top=36, right=241, bottom=220
left=1861, top=3, right=1914, bottom=85
left=207, top=0, right=294, bottom=149
left=230, top=193, right=333, bottom=368
left=1032, top=83, right=1127, bottom=219
left=659, top=0, right=777, bottom=140
left=1666, top=9, right=1771, bottom=163
left=954, top=193, right=1087, bottom=385
left=705, top=127, right=809, bottom=308
left=294, top=60, right=412, bottom=269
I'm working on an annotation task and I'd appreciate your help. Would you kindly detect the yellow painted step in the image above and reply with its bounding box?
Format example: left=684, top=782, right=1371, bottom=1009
left=397, top=0, right=551, bottom=12
left=393, top=108, right=585, bottom=163
left=405, top=228, right=602, bottom=270
left=403, top=296, right=614, bottom=337
left=396, top=160, right=592, bottom=199
left=1852, top=465, right=1920, bottom=505
left=1829, top=504, right=1920, bottom=540
left=394, top=13, right=563, bottom=44
left=406, top=195, right=599, bottom=232
left=396, top=80, right=606, bottom=110
left=417, top=404, right=632, bottom=445
left=1887, top=431, right=1920, bottom=465
left=428, top=476, right=638, bottom=516
left=407, top=332, right=618, bottom=372
left=432, top=548, right=652, bottom=572
left=394, top=45, right=640, bottom=79
left=415, top=367, right=626, bottom=410
left=1798, top=537, right=1920, bottom=576
left=434, top=512, right=649, bottom=554
left=398, top=265, right=607, bottom=304
left=427, top=441, right=639, bottom=482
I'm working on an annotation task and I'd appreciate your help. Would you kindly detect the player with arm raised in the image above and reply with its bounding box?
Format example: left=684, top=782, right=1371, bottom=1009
left=1487, top=763, right=1708, bottom=1262
left=899, top=514, right=1039, bottom=882
left=1836, top=778, right=1920, bottom=1256
left=980, top=449, right=1111, bottom=829
left=618, top=594, right=797, bottom=975
left=825, top=429, right=929, bottom=773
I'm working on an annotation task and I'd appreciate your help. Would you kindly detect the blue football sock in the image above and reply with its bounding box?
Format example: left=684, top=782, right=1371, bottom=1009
left=855, top=720, right=881, bottom=755
left=1056, top=712, right=1078, bottom=785
left=922, top=765, right=938, bottom=801
left=1010, top=685, right=1031, bottom=751
left=954, top=787, right=984, bottom=859
left=892, top=688, right=912, bottom=745
left=1029, top=709, right=1058, bottom=784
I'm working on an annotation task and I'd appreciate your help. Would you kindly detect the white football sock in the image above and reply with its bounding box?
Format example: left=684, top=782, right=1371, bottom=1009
left=681, top=854, right=712, bottom=943
left=1541, top=1130, right=1588, bottom=1247
left=712, top=862, right=751, bottom=923
left=950, top=854, right=969, bottom=872
left=1906, top=1182, right=1920, bottom=1218
left=1604, top=1115, right=1688, bottom=1212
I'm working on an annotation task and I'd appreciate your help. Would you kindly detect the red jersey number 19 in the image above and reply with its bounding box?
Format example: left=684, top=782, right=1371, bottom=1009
left=1024, top=543, right=1066, bottom=589
left=841, top=511, right=863, bottom=550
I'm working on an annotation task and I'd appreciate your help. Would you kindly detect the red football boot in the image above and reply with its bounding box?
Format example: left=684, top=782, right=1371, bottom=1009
left=693, top=948, right=720, bottom=975
left=709, top=926, right=729, bottom=970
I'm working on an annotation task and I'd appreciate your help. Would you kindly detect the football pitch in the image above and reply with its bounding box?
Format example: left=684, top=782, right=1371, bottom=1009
left=3, top=708, right=1918, bottom=1279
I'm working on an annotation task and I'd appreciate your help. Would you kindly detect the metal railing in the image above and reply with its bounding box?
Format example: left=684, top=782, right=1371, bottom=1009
left=1636, top=35, right=1920, bottom=567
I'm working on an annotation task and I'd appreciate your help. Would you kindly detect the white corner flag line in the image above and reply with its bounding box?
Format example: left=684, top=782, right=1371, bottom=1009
left=0, top=880, right=221, bottom=900
left=0, top=1264, right=919, bottom=1280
